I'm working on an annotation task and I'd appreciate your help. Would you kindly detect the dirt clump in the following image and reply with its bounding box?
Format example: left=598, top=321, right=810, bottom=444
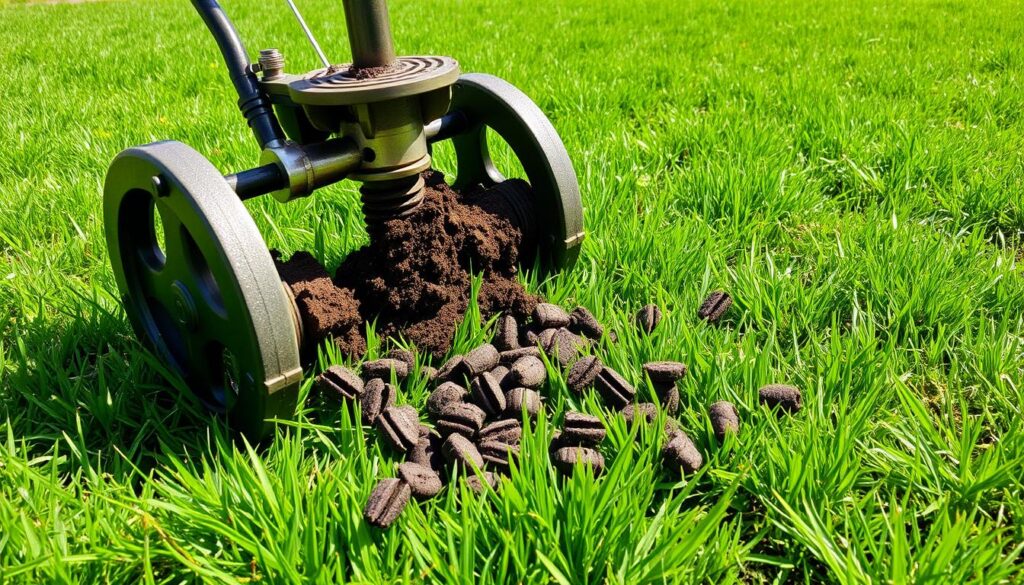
left=275, top=171, right=538, bottom=359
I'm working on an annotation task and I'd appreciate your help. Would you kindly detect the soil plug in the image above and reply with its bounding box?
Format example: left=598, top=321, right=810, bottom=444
left=427, top=381, right=467, bottom=416
left=364, top=478, right=411, bottom=529
left=595, top=366, right=636, bottom=409
left=316, top=365, right=364, bottom=402
left=566, top=356, right=602, bottom=393
left=662, top=431, right=703, bottom=474
left=636, top=304, right=662, bottom=334
left=708, top=401, right=740, bottom=442
left=553, top=446, right=605, bottom=476
left=376, top=405, right=420, bottom=453
left=533, top=303, right=571, bottom=329
left=698, top=291, right=733, bottom=323
left=360, top=378, right=397, bottom=425
left=568, top=306, right=604, bottom=340
left=397, top=462, right=443, bottom=499
left=561, top=411, right=606, bottom=445
left=436, top=402, right=487, bottom=438
left=758, top=384, right=802, bottom=414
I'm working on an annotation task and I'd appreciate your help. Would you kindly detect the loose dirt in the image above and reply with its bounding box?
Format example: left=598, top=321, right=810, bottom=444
left=275, top=171, right=538, bottom=359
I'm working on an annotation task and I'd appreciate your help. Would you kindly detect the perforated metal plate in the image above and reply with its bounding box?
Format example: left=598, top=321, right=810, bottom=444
left=289, top=56, right=460, bottom=106
left=104, top=141, right=301, bottom=440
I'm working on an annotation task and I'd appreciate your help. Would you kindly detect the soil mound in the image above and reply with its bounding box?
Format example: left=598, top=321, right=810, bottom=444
left=275, top=171, right=538, bottom=358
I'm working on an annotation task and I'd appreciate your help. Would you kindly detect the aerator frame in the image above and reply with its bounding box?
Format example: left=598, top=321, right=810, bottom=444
left=103, top=0, right=584, bottom=438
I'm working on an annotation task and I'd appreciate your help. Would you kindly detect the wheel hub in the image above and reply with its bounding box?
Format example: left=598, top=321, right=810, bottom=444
left=171, top=281, right=199, bottom=331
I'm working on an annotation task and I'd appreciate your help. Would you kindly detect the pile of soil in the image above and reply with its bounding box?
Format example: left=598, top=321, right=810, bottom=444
left=274, top=171, right=538, bottom=358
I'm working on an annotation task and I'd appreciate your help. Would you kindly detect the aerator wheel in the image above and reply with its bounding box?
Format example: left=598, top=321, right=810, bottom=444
left=446, top=74, right=585, bottom=273
left=104, top=141, right=302, bottom=440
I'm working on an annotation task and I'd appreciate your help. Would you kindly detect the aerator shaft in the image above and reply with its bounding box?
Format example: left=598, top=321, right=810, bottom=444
left=342, top=0, right=398, bottom=69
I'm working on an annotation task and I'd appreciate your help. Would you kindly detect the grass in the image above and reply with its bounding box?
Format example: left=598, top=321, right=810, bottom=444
left=1, top=0, right=1023, bottom=582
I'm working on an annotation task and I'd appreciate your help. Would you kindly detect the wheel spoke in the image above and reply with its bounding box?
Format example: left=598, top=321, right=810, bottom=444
left=181, top=330, right=226, bottom=409
left=196, top=300, right=235, bottom=347
left=158, top=209, right=191, bottom=283
left=452, top=124, right=504, bottom=191
left=133, top=263, right=178, bottom=313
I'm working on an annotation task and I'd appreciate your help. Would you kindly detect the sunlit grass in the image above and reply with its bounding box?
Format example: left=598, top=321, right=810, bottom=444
left=1, top=0, right=1023, bottom=582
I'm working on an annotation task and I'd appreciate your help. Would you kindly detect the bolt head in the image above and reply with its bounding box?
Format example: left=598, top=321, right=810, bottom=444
left=171, top=281, right=198, bottom=331
left=152, top=175, right=169, bottom=197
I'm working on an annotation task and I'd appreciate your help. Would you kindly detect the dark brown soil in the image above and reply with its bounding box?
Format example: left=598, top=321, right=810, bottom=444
left=275, top=171, right=538, bottom=359
left=348, top=63, right=401, bottom=79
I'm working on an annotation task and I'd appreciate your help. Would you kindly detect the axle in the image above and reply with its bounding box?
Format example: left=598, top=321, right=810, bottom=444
left=223, top=110, right=467, bottom=202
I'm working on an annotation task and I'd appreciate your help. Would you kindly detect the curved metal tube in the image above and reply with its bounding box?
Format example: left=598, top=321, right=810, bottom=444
left=191, top=0, right=285, bottom=149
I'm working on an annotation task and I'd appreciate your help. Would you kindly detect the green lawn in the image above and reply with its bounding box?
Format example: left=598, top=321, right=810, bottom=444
left=2, top=0, right=1024, bottom=582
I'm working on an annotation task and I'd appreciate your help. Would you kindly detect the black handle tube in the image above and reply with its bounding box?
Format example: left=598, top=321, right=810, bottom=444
left=226, top=164, right=286, bottom=200
left=191, top=0, right=285, bottom=148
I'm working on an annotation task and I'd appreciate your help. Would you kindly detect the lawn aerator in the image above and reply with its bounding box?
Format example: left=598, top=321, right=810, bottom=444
left=103, top=0, right=584, bottom=439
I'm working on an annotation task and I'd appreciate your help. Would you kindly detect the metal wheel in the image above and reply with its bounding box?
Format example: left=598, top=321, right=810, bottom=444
left=445, top=73, right=585, bottom=272
left=104, top=141, right=302, bottom=440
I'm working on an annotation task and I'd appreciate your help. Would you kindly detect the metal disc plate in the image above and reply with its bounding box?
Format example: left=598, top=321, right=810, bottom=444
left=447, top=74, right=585, bottom=272
left=289, top=56, right=460, bottom=106
left=103, top=141, right=302, bottom=439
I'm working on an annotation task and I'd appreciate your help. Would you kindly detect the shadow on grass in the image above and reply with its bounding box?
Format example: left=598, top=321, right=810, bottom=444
left=1, top=302, right=232, bottom=484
